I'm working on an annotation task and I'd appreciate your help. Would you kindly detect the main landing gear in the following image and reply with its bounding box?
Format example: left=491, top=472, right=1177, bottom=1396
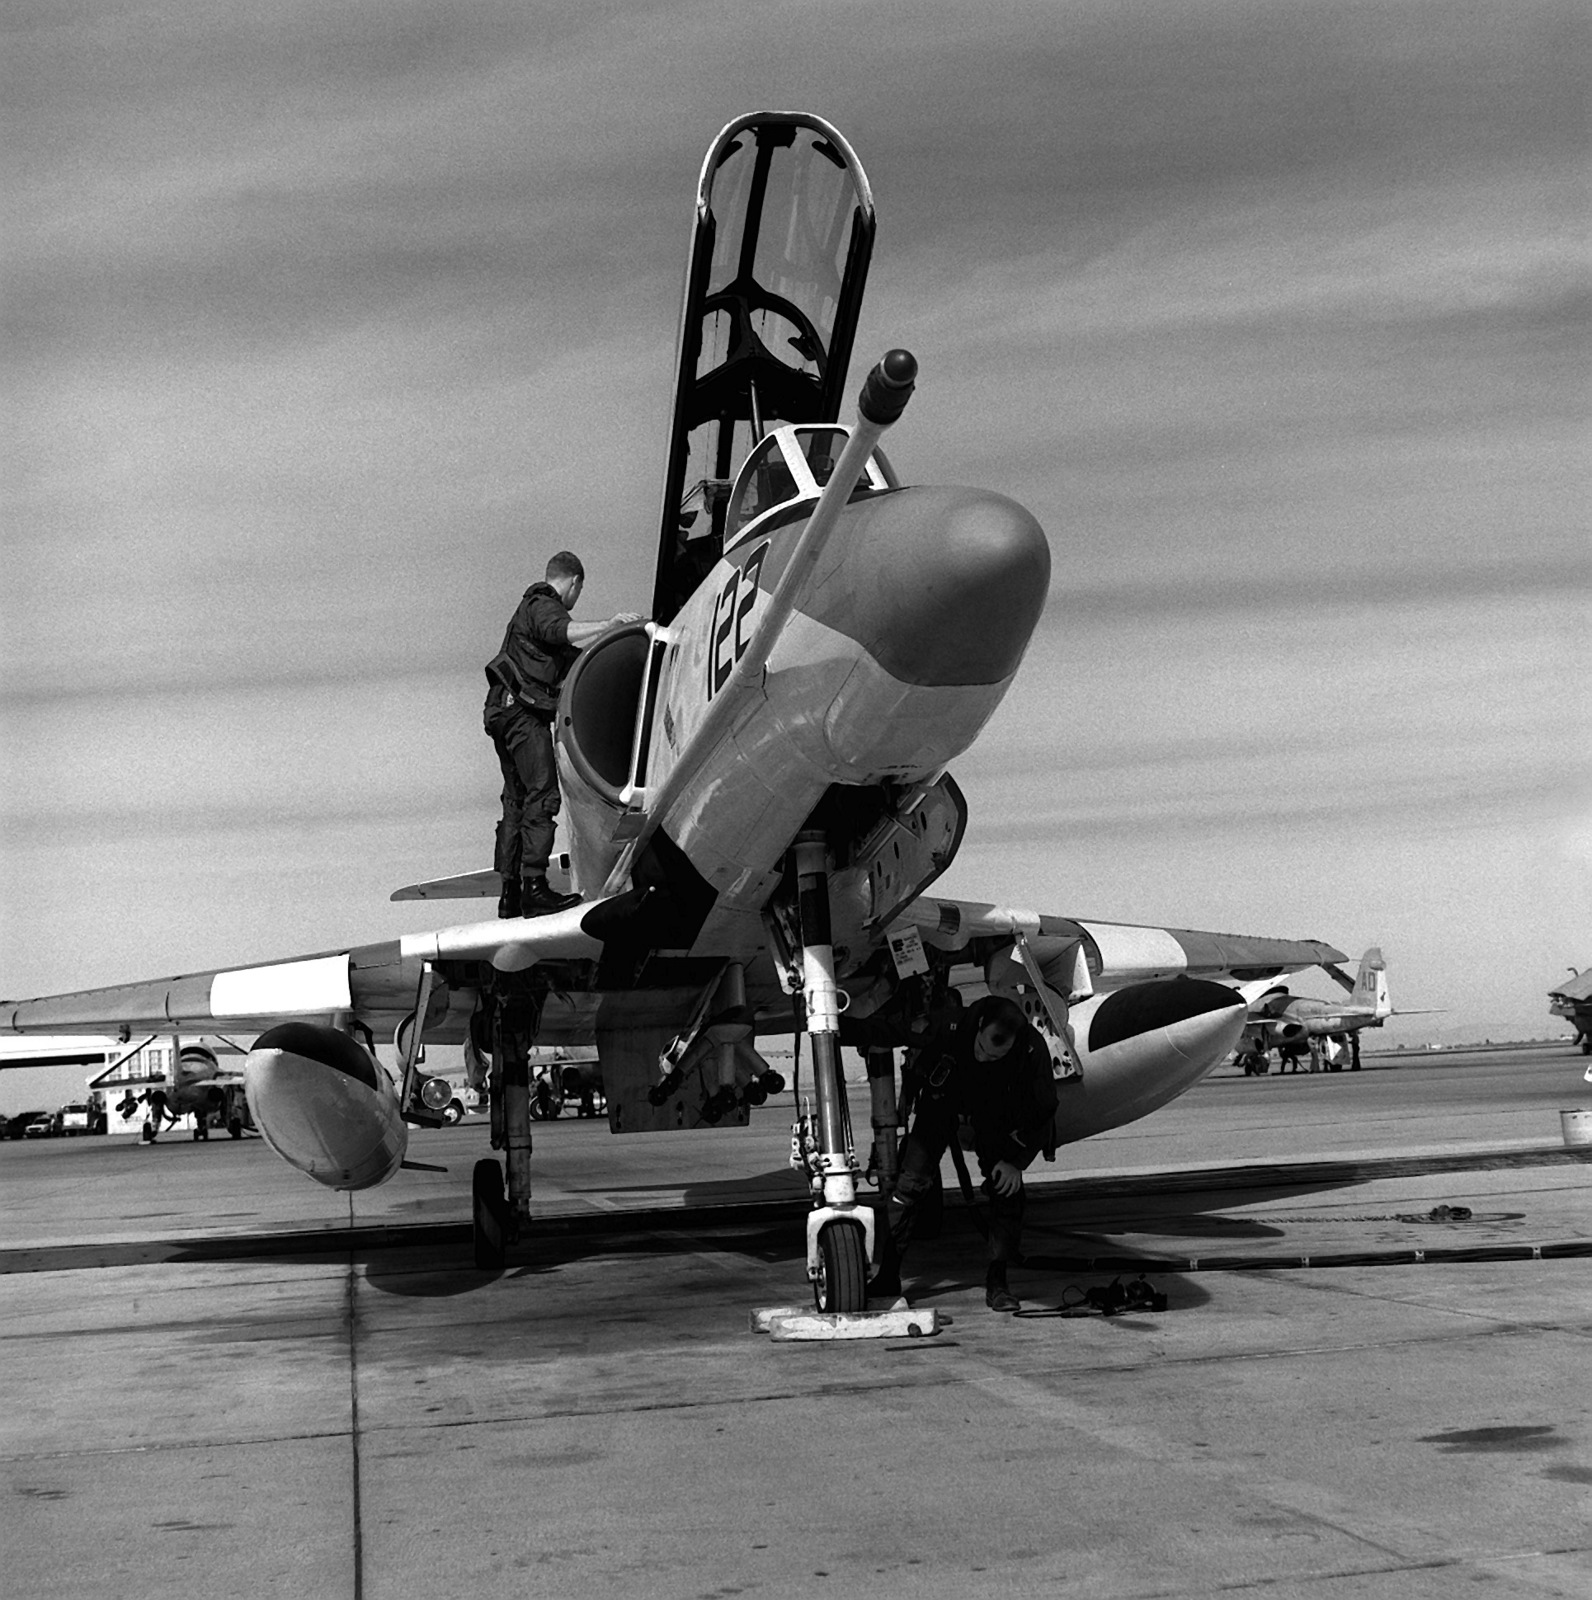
left=472, top=1154, right=509, bottom=1270
left=790, top=832, right=876, bottom=1313
left=464, top=833, right=881, bottom=1307
left=470, top=983, right=543, bottom=1271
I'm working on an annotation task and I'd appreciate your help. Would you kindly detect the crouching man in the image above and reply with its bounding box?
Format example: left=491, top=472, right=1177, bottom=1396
left=870, top=995, right=1058, bottom=1312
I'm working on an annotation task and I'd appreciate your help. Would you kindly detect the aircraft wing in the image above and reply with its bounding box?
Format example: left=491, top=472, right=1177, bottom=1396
left=389, top=869, right=499, bottom=901
left=1549, top=970, right=1592, bottom=1005
left=1, top=898, right=627, bottom=1042
left=389, top=852, right=573, bottom=901
left=1231, top=976, right=1294, bottom=1010
left=895, top=896, right=1343, bottom=989
left=4, top=891, right=1344, bottom=1044
left=651, top=111, right=875, bottom=622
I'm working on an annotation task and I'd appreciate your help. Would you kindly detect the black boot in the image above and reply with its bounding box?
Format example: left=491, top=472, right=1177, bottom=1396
left=867, top=1205, right=906, bottom=1302
left=521, top=876, right=581, bottom=916
left=496, top=878, right=522, bottom=919
left=985, top=1262, right=1020, bottom=1313
left=867, top=1264, right=903, bottom=1302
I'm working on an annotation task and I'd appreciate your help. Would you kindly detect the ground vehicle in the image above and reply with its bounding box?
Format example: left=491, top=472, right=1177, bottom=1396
left=530, top=1063, right=607, bottom=1121
left=435, top=1082, right=486, bottom=1125
left=1, top=1111, right=47, bottom=1141
left=22, top=1113, right=56, bottom=1138
left=56, top=1103, right=96, bottom=1135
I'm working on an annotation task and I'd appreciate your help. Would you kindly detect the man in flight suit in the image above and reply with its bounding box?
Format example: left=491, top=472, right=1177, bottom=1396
left=870, top=994, right=1059, bottom=1312
left=484, top=550, right=643, bottom=917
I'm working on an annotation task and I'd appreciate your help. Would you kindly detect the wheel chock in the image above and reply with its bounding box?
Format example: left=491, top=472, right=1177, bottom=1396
left=750, top=1305, right=941, bottom=1341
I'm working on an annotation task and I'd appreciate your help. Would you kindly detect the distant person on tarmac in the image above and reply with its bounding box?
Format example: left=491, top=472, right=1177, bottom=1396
left=870, top=994, right=1059, bottom=1312
left=483, top=550, right=643, bottom=918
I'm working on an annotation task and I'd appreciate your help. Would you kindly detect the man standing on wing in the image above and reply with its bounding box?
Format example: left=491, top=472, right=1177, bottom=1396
left=483, top=550, right=643, bottom=917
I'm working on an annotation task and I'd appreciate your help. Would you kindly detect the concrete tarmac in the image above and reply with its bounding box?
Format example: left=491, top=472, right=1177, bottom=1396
left=3, top=1043, right=1589, bottom=1598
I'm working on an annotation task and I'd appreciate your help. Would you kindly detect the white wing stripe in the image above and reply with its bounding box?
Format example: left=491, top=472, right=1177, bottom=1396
left=209, top=955, right=352, bottom=1018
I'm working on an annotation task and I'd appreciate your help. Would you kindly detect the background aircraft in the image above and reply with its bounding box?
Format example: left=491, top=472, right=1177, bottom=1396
left=1233, top=948, right=1441, bottom=1073
left=126, top=1041, right=253, bottom=1141
left=1547, top=967, right=1592, bottom=1059
left=1, top=113, right=1343, bottom=1310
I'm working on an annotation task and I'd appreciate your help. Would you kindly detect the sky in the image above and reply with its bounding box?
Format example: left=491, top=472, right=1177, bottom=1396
left=3, top=0, right=1589, bottom=1115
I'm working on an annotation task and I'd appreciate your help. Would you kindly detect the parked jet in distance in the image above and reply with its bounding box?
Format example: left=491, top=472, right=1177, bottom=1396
left=1233, top=948, right=1440, bottom=1073
left=132, top=1042, right=253, bottom=1141
left=1, top=112, right=1344, bottom=1310
left=1547, top=967, right=1592, bottom=1068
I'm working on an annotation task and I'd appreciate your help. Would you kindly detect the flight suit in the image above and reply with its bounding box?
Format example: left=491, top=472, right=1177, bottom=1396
left=879, top=998, right=1059, bottom=1282
left=484, top=582, right=579, bottom=903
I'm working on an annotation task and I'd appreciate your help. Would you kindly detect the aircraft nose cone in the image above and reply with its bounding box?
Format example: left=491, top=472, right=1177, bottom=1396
left=811, top=487, right=1050, bottom=686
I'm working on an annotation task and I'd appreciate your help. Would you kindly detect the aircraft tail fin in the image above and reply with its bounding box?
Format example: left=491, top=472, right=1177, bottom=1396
left=1351, top=948, right=1389, bottom=1016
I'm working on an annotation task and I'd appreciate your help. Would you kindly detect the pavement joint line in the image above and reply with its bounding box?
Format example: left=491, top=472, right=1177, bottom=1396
left=343, top=1197, right=366, bottom=1600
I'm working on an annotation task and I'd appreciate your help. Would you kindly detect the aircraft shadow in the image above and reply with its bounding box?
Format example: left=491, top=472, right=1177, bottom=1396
left=567, top=1167, right=811, bottom=1204
left=0, top=1172, right=1369, bottom=1300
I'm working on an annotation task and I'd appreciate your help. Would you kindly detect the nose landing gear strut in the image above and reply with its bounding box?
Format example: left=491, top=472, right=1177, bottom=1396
left=792, top=832, right=876, bottom=1312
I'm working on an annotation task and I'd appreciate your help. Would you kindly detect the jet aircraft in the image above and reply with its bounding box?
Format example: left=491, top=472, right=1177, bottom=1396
left=1547, top=967, right=1592, bottom=1061
left=1, top=112, right=1344, bottom=1310
left=131, top=1041, right=253, bottom=1140
left=1232, top=948, right=1438, bottom=1073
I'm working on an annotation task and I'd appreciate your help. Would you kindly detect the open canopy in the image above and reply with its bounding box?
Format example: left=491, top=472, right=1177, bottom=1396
left=651, top=112, right=875, bottom=622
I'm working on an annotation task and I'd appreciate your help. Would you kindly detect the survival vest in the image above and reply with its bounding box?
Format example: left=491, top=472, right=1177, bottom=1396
left=484, top=582, right=575, bottom=717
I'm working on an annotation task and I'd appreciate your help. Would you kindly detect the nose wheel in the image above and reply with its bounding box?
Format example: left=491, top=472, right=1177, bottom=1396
left=814, top=1220, right=868, bottom=1312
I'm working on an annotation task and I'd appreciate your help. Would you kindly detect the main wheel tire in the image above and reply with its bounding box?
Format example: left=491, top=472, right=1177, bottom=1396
left=227, top=1117, right=243, bottom=1139
left=472, top=1158, right=507, bottom=1270
left=814, top=1221, right=868, bottom=1313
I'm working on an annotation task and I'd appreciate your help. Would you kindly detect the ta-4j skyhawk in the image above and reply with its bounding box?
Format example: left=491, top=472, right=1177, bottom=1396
left=2, top=113, right=1343, bottom=1309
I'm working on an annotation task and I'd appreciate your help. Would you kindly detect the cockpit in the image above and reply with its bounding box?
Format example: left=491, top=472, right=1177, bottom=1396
left=724, top=425, right=899, bottom=548
left=651, top=115, right=879, bottom=621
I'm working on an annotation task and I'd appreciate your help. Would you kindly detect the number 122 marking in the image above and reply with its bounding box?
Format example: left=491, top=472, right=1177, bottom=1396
left=707, top=543, right=768, bottom=701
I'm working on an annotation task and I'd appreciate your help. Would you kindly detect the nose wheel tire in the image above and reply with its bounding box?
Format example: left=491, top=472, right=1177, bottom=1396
left=472, top=1158, right=508, bottom=1270
left=814, top=1221, right=868, bottom=1313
